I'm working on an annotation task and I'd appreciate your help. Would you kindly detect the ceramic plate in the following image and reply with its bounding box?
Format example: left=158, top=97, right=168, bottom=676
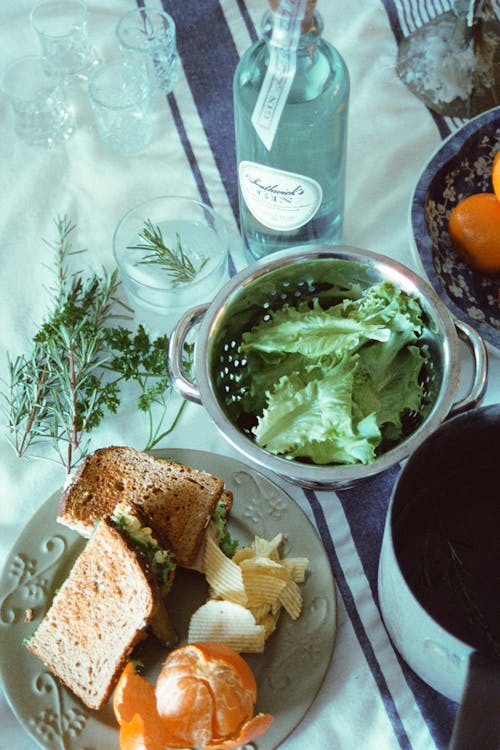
left=410, top=106, right=500, bottom=351
left=0, top=448, right=337, bottom=750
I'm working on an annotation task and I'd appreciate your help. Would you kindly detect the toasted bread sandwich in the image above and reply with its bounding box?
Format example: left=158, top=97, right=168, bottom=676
left=26, top=518, right=160, bottom=710
left=111, top=499, right=178, bottom=647
left=57, top=446, right=235, bottom=569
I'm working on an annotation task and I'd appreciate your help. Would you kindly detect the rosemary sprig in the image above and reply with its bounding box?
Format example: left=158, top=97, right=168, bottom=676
left=128, top=219, right=208, bottom=285
left=1, top=216, right=192, bottom=473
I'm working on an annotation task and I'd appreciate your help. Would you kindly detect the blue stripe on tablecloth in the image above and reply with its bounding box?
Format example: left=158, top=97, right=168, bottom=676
left=135, top=0, right=238, bottom=276
left=335, top=469, right=457, bottom=750
left=236, top=0, right=259, bottom=43
left=304, top=486, right=414, bottom=750
left=166, top=91, right=212, bottom=207
left=166, top=90, right=238, bottom=277
left=160, top=0, right=240, bottom=223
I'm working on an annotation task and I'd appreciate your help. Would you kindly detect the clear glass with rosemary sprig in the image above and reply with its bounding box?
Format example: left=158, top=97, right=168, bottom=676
left=113, top=195, right=229, bottom=331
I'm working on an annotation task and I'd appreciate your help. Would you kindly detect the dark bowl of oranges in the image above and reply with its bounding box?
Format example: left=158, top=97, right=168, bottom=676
left=410, top=106, right=500, bottom=351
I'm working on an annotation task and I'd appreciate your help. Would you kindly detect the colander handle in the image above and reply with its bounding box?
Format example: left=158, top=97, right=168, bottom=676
left=448, top=319, right=488, bottom=417
left=167, top=303, right=208, bottom=405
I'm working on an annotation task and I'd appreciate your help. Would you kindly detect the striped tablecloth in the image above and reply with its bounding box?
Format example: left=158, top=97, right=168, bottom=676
left=0, top=2, right=498, bottom=749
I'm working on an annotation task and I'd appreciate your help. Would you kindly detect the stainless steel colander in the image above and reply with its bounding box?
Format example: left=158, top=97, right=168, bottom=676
left=168, top=246, right=488, bottom=489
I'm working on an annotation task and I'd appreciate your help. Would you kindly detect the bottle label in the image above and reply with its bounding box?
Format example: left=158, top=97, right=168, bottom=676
left=239, top=161, right=322, bottom=231
left=251, top=0, right=308, bottom=151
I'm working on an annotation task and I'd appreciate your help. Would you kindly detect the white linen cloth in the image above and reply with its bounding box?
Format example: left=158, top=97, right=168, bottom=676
left=0, top=1, right=499, bottom=749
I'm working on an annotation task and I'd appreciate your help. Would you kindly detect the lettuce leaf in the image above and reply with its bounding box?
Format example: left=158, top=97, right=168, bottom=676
left=212, top=499, right=239, bottom=558
left=253, top=357, right=381, bottom=465
left=241, top=299, right=390, bottom=358
left=235, top=281, right=428, bottom=466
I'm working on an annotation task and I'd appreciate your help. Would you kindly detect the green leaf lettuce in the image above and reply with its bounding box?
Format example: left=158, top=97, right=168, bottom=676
left=235, top=281, right=428, bottom=466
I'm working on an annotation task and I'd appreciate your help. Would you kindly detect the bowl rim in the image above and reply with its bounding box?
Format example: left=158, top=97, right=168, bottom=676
left=192, top=244, right=462, bottom=489
left=409, top=105, right=500, bottom=353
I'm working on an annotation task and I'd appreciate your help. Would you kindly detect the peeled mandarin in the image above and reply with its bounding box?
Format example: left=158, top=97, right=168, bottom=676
left=155, top=642, right=272, bottom=749
left=113, top=645, right=273, bottom=750
left=448, top=192, right=500, bottom=274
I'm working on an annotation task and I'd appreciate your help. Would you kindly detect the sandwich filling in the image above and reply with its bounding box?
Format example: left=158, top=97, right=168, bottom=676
left=213, top=499, right=239, bottom=558
left=111, top=503, right=176, bottom=597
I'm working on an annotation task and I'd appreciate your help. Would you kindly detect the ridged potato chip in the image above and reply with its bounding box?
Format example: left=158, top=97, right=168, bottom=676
left=204, top=535, right=247, bottom=606
left=243, top=570, right=287, bottom=607
left=279, top=579, right=303, bottom=620
left=187, top=600, right=266, bottom=653
left=253, top=534, right=283, bottom=559
left=187, top=535, right=309, bottom=653
left=283, top=557, right=309, bottom=583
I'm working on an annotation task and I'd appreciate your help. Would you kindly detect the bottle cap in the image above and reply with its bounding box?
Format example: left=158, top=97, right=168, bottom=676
left=269, top=0, right=316, bottom=32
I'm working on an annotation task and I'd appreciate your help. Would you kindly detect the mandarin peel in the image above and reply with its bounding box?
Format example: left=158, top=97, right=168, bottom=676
left=114, top=664, right=173, bottom=750
left=205, top=712, right=275, bottom=749
left=119, top=713, right=173, bottom=750
left=113, top=662, right=156, bottom=725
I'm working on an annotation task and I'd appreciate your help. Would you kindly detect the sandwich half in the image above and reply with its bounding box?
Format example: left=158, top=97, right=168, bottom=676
left=57, top=446, right=235, bottom=569
left=26, top=518, right=160, bottom=710
left=111, top=499, right=178, bottom=646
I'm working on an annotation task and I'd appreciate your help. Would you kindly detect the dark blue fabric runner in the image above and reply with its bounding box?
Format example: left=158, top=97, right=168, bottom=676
left=150, top=1, right=464, bottom=746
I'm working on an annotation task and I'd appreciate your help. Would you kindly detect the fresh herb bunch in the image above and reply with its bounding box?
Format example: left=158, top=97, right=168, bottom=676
left=1, top=216, right=191, bottom=473
left=103, top=324, right=191, bottom=451
left=128, top=219, right=208, bottom=285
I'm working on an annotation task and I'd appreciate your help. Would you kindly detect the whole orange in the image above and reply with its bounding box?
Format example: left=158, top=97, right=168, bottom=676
left=448, top=192, right=500, bottom=274
left=492, top=150, right=500, bottom=203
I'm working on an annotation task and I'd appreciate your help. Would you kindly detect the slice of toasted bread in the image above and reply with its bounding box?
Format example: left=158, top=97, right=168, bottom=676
left=27, top=519, right=159, bottom=710
left=57, top=446, right=225, bottom=568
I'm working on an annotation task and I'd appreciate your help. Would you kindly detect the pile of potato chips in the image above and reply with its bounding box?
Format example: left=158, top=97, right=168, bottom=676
left=188, top=533, right=308, bottom=653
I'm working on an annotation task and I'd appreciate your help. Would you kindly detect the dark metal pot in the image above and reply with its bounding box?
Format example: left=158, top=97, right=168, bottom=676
left=378, top=403, right=500, bottom=750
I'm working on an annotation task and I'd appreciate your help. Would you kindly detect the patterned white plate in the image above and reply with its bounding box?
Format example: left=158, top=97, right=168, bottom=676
left=410, top=106, right=500, bottom=351
left=0, top=448, right=337, bottom=750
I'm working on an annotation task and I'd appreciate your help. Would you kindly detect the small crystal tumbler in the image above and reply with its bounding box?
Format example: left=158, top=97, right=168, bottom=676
left=2, top=55, right=75, bottom=146
left=113, top=195, right=229, bottom=331
left=30, top=0, right=99, bottom=80
left=87, top=62, right=154, bottom=155
left=115, top=7, right=180, bottom=97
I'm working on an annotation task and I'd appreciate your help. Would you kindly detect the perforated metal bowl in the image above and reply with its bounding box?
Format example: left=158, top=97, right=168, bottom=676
left=168, top=246, right=487, bottom=489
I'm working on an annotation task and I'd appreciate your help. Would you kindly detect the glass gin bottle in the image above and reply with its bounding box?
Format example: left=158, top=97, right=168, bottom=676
left=233, top=0, right=349, bottom=261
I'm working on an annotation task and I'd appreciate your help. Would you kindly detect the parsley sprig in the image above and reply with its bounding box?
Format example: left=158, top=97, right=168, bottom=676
left=103, top=324, right=191, bottom=451
left=1, top=216, right=191, bottom=473
left=128, top=219, right=208, bottom=285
